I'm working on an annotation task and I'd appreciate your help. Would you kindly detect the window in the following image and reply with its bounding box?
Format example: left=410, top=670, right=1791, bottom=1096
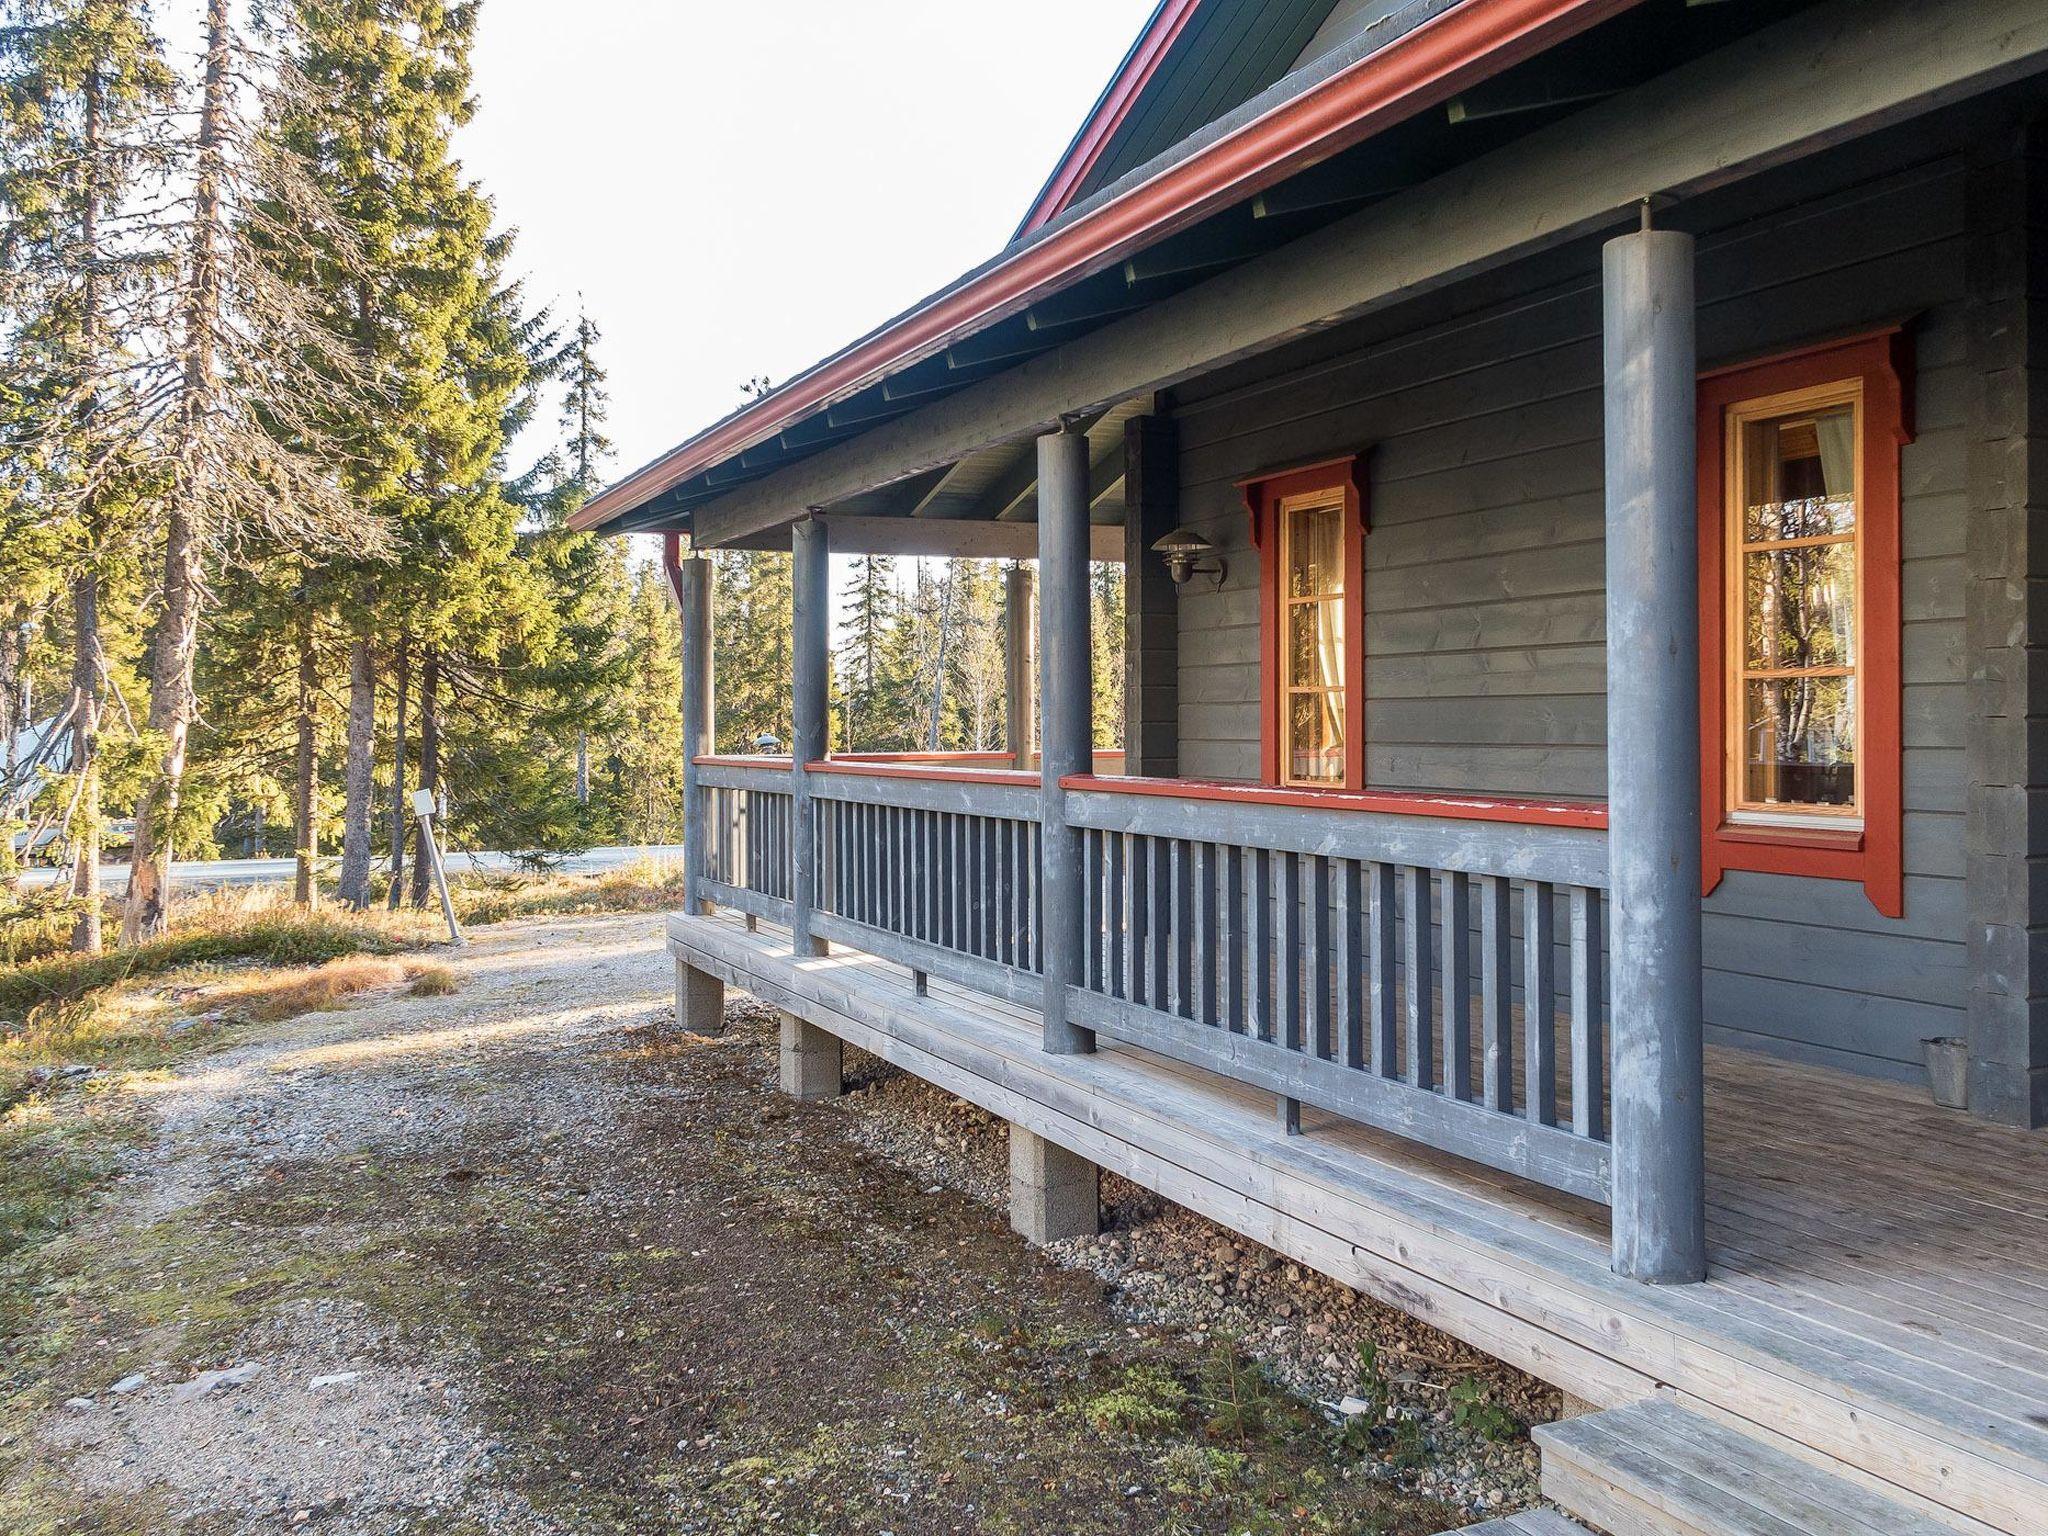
left=1242, top=454, right=1368, bottom=790
left=1697, top=330, right=1912, bottom=917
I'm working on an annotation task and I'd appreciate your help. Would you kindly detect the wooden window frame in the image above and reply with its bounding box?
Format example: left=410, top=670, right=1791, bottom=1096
left=1697, top=328, right=1913, bottom=918
left=1241, top=453, right=1369, bottom=790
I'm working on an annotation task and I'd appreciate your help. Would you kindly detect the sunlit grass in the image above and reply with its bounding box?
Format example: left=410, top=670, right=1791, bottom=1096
left=450, top=854, right=687, bottom=925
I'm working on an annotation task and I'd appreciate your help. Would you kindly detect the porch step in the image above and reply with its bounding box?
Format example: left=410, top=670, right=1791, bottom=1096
left=1440, top=1510, right=1594, bottom=1536
left=1532, top=1398, right=1958, bottom=1536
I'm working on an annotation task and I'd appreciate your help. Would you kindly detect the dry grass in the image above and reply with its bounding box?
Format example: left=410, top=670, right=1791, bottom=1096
left=406, top=963, right=458, bottom=998
left=452, top=857, right=687, bottom=925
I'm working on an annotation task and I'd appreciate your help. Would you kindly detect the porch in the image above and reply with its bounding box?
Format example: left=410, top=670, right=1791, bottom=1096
left=670, top=900, right=2048, bottom=1536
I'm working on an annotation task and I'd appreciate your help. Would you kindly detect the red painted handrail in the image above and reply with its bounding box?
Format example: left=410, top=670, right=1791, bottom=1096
left=1057, top=773, right=1609, bottom=830
left=805, top=759, right=1041, bottom=788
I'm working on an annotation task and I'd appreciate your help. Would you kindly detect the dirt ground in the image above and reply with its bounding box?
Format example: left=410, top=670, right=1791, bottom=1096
left=1, top=912, right=1527, bottom=1535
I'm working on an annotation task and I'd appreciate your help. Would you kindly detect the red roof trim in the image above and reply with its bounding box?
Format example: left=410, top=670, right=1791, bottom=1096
left=573, top=0, right=1639, bottom=533
left=1017, top=0, right=1208, bottom=239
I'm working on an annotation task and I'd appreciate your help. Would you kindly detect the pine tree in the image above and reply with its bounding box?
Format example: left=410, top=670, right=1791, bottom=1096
left=0, top=0, right=172, bottom=949
left=949, top=561, right=1006, bottom=752
left=1091, top=560, right=1126, bottom=750
left=272, top=0, right=520, bottom=909
left=838, top=554, right=896, bottom=750
left=120, top=0, right=386, bottom=940
left=599, top=564, right=685, bottom=843
left=711, top=549, right=791, bottom=752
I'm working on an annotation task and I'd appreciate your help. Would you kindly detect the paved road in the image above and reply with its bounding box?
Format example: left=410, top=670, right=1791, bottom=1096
left=13, top=844, right=686, bottom=894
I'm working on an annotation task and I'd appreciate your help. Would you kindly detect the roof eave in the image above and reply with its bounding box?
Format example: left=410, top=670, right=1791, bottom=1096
left=573, top=0, right=1642, bottom=534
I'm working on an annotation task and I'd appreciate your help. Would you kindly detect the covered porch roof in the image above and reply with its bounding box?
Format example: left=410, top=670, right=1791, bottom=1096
left=580, top=0, right=2045, bottom=559
left=576, top=0, right=1801, bottom=548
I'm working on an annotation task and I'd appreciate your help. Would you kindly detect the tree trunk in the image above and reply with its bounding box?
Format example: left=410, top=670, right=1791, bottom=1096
left=575, top=730, right=588, bottom=804
left=336, top=626, right=376, bottom=909
left=294, top=619, right=318, bottom=907
left=68, top=567, right=103, bottom=952
left=68, top=70, right=106, bottom=954
left=386, top=632, right=409, bottom=909
left=410, top=648, right=440, bottom=908
left=122, top=0, right=230, bottom=944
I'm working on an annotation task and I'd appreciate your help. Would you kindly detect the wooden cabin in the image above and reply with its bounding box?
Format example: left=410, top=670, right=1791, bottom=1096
left=576, top=3, right=2048, bottom=1531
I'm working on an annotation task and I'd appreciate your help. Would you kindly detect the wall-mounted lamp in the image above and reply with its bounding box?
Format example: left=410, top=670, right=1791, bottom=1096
left=1151, top=526, right=1227, bottom=590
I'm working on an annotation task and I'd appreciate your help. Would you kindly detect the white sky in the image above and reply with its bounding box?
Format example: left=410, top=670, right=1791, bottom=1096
left=458, top=0, right=1158, bottom=481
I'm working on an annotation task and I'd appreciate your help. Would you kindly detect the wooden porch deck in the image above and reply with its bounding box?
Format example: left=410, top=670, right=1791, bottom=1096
left=672, top=910, right=2048, bottom=1536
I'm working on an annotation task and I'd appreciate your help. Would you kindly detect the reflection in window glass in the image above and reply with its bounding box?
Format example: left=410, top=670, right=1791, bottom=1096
left=1730, top=393, right=1860, bottom=819
left=1279, top=491, right=1346, bottom=787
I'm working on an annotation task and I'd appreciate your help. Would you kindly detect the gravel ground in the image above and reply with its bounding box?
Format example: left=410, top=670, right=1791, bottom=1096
left=2, top=911, right=1555, bottom=1534
left=831, top=1059, right=1554, bottom=1517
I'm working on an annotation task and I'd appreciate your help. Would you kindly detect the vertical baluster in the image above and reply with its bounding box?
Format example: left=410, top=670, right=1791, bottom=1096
left=1224, top=846, right=1245, bottom=1033
left=955, top=813, right=969, bottom=954
left=1193, top=843, right=1216, bottom=1027
left=1013, top=819, right=1028, bottom=969
left=1130, top=835, right=1146, bottom=1003
left=1170, top=840, right=1192, bottom=1017
left=1571, top=886, right=1605, bottom=1141
left=1249, top=847, right=1273, bottom=1042
left=1309, top=856, right=1333, bottom=1060
left=1148, top=838, right=1169, bottom=1007
left=1479, top=877, right=1512, bottom=1108
left=1278, top=852, right=1303, bottom=1131
left=1114, top=831, right=1130, bottom=999
left=1403, top=866, right=1435, bottom=1090
left=986, top=817, right=1001, bottom=960
left=1337, top=859, right=1364, bottom=1068
left=1524, top=880, right=1558, bottom=1125
left=1443, top=871, right=1473, bottom=1101
left=1369, top=863, right=1398, bottom=1075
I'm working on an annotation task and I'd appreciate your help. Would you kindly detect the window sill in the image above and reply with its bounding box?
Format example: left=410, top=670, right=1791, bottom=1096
left=1716, top=822, right=1864, bottom=852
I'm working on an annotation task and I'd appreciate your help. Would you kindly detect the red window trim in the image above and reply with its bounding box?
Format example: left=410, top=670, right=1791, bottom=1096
left=1240, top=453, right=1370, bottom=790
left=1696, top=327, right=1913, bottom=918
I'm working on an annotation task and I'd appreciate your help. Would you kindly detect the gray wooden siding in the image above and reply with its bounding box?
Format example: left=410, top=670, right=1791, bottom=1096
left=1167, top=146, right=1971, bottom=1082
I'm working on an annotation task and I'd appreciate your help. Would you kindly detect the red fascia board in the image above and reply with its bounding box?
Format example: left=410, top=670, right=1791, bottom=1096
left=573, top=0, right=1639, bottom=533
left=1059, top=773, right=1610, bottom=829
left=1017, top=0, right=1207, bottom=239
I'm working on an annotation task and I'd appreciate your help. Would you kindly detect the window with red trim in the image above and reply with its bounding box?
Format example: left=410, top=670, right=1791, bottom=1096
left=1242, top=454, right=1368, bottom=789
left=1697, top=330, right=1913, bottom=917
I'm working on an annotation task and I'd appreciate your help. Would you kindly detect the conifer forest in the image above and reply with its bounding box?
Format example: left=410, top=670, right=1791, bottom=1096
left=0, top=0, right=1125, bottom=956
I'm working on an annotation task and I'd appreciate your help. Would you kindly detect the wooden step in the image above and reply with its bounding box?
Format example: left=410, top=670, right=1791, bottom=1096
left=1532, top=1398, right=1962, bottom=1536
left=1442, top=1510, right=1595, bottom=1536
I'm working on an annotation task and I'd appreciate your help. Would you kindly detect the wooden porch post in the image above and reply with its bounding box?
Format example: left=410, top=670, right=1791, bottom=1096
left=1603, top=218, right=1706, bottom=1285
left=672, top=542, right=715, bottom=918
left=1004, top=563, right=1036, bottom=770
left=1039, top=425, right=1096, bottom=1056
left=791, top=515, right=829, bottom=956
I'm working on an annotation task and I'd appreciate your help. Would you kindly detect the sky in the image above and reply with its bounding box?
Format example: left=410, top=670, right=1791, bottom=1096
left=457, top=0, right=1160, bottom=483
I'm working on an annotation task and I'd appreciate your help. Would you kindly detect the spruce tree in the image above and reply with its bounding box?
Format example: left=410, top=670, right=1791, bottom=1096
left=0, top=0, right=172, bottom=949
left=838, top=554, right=896, bottom=750
left=273, top=0, right=517, bottom=909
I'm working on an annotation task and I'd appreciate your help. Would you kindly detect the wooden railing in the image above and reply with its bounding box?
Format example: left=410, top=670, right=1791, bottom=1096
left=697, top=759, right=795, bottom=923
left=1061, top=777, right=1613, bottom=1203
left=691, top=758, right=1612, bottom=1203
left=805, top=761, right=1044, bottom=1006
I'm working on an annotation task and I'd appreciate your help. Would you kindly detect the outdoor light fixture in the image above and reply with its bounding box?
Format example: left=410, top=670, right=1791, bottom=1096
left=1152, top=526, right=1227, bottom=589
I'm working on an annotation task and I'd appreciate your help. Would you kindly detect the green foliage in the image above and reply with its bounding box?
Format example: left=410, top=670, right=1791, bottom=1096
left=1081, top=1362, right=1190, bottom=1436
left=1447, top=1375, right=1521, bottom=1441
left=712, top=549, right=793, bottom=751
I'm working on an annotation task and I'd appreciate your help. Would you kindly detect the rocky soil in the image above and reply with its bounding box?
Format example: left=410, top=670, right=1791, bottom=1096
left=2, top=911, right=1555, bottom=1534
